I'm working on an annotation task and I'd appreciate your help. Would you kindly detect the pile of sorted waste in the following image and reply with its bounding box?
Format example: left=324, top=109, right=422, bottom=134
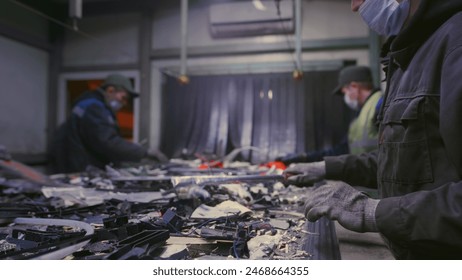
left=0, top=156, right=338, bottom=260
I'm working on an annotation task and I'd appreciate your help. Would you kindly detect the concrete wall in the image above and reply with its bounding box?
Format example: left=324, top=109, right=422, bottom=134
left=0, top=36, right=49, bottom=155
left=62, top=13, right=140, bottom=67
left=0, top=1, right=51, bottom=156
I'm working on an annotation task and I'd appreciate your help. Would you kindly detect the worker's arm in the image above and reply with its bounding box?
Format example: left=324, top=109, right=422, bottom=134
left=277, top=137, right=349, bottom=165
left=79, top=104, right=146, bottom=164
left=323, top=150, right=378, bottom=188
left=283, top=147, right=377, bottom=187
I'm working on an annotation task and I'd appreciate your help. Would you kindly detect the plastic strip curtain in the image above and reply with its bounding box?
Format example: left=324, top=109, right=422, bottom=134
left=161, top=71, right=352, bottom=163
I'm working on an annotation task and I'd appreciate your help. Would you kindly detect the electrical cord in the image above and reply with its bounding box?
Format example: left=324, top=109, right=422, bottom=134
left=6, top=0, right=136, bottom=61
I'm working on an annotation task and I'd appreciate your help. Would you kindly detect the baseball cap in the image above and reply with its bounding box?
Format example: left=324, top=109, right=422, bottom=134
left=332, top=66, right=373, bottom=95
left=101, top=74, right=139, bottom=98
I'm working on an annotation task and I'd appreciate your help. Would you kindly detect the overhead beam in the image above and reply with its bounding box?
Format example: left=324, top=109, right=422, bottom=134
left=82, top=0, right=159, bottom=17
left=151, top=37, right=370, bottom=59
left=13, top=0, right=66, bottom=19
left=0, top=22, right=53, bottom=51
left=161, top=59, right=356, bottom=76
left=60, top=63, right=139, bottom=73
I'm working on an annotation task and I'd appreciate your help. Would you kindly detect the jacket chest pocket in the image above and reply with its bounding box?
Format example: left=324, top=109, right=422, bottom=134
left=378, top=96, right=433, bottom=185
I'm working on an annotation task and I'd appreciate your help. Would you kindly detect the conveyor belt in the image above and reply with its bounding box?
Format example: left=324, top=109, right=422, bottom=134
left=303, top=217, right=341, bottom=260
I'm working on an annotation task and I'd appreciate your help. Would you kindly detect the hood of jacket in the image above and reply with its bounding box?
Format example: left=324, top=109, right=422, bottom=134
left=72, top=89, right=117, bottom=119
left=383, top=0, right=462, bottom=68
left=73, top=89, right=106, bottom=105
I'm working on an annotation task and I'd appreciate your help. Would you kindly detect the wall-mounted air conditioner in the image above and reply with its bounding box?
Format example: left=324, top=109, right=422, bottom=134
left=209, top=0, right=294, bottom=38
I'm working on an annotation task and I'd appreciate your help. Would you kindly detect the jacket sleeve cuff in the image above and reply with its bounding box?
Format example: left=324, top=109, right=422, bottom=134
left=324, top=155, right=347, bottom=180
left=375, top=196, right=407, bottom=238
left=364, top=198, right=380, bottom=232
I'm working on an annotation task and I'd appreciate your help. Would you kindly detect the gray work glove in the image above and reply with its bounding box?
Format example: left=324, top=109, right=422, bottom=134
left=284, top=161, right=326, bottom=186
left=146, top=149, right=169, bottom=163
left=304, top=181, right=379, bottom=233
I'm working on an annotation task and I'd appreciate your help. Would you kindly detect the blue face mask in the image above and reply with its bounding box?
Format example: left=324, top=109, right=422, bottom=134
left=109, top=100, right=123, bottom=111
left=359, top=0, right=411, bottom=36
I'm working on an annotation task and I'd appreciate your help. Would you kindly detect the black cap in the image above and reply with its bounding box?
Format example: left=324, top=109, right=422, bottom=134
left=101, top=74, right=139, bottom=98
left=332, top=66, right=373, bottom=95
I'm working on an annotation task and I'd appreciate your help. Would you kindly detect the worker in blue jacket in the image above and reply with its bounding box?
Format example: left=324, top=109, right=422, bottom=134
left=51, top=74, right=166, bottom=173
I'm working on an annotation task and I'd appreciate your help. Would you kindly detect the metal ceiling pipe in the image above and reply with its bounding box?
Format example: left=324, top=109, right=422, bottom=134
left=295, top=0, right=302, bottom=70
left=69, top=0, right=82, bottom=31
left=179, top=0, right=189, bottom=83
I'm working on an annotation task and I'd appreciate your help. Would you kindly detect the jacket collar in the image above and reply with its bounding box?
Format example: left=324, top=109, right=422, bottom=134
left=388, top=42, right=420, bottom=71
left=382, top=0, right=462, bottom=70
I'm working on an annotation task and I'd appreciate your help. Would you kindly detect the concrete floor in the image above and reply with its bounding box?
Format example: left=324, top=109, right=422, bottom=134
left=334, top=222, right=394, bottom=260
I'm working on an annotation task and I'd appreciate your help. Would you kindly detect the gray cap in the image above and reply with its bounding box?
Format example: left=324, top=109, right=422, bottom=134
left=101, top=74, right=139, bottom=98
left=332, top=66, right=372, bottom=95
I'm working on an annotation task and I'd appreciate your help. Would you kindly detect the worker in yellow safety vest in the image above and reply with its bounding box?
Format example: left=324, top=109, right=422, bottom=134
left=337, top=66, right=383, bottom=155
left=278, top=65, right=383, bottom=165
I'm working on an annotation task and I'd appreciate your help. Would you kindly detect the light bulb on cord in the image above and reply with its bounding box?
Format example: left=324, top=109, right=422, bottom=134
left=293, top=69, right=303, bottom=80
left=178, top=75, right=190, bottom=85
left=252, top=0, right=267, bottom=11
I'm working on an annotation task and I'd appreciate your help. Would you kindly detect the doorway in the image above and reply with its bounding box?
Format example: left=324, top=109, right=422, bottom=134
left=58, top=71, right=140, bottom=143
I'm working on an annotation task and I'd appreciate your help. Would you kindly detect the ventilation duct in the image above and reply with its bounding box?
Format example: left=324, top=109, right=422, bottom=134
left=209, top=0, right=294, bottom=38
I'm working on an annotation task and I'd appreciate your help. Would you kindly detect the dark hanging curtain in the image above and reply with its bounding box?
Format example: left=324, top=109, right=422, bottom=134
left=303, top=70, right=356, bottom=152
left=160, top=70, right=355, bottom=163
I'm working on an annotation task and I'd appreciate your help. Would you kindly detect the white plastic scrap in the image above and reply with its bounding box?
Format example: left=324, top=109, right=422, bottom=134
left=218, top=184, right=253, bottom=202
left=190, top=200, right=252, bottom=219
left=42, top=186, right=175, bottom=207
left=247, top=234, right=282, bottom=259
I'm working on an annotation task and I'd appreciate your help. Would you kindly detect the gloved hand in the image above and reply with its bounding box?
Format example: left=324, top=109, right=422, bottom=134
left=146, top=149, right=169, bottom=163
left=283, top=161, right=326, bottom=186
left=304, top=181, right=379, bottom=233
left=275, top=153, right=307, bottom=165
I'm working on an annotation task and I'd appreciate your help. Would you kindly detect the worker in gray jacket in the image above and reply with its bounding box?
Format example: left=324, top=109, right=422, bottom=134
left=286, top=0, right=462, bottom=259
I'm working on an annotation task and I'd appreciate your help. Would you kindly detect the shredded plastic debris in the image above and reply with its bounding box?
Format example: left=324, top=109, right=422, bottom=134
left=0, top=159, right=339, bottom=259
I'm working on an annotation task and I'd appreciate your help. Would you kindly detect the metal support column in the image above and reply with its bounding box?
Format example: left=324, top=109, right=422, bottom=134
left=46, top=27, right=64, bottom=170
left=139, top=11, right=153, bottom=145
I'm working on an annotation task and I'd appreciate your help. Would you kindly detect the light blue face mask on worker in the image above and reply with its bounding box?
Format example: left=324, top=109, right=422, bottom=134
left=344, top=94, right=359, bottom=111
left=109, top=100, right=123, bottom=111
left=359, top=0, right=411, bottom=36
